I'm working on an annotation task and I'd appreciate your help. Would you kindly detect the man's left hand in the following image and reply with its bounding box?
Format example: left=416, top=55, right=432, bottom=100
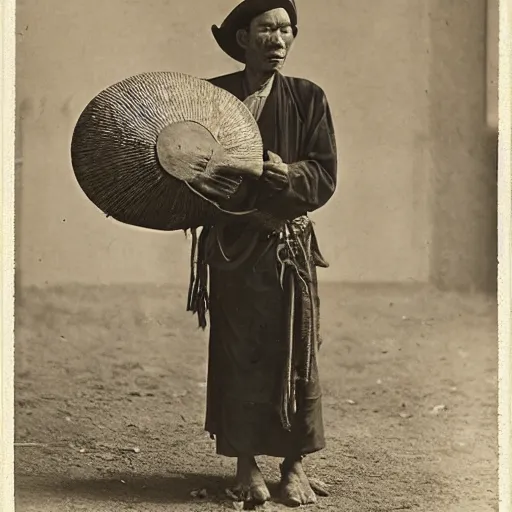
left=262, top=151, right=290, bottom=189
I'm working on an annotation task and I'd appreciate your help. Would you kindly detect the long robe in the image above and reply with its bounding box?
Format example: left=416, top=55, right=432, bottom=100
left=199, top=71, right=337, bottom=458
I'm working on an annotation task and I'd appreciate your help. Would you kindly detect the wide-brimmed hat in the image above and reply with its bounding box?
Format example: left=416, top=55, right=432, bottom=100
left=212, top=0, right=298, bottom=63
left=71, top=72, right=264, bottom=231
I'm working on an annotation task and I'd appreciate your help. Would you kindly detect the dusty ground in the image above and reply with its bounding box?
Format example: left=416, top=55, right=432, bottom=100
left=14, top=283, right=498, bottom=512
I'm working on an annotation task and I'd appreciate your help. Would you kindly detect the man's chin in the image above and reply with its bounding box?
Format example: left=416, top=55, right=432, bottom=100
left=264, top=60, right=285, bottom=72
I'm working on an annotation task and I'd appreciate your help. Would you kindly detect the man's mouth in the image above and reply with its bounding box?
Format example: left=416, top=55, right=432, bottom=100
left=267, top=54, right=285, bottom=61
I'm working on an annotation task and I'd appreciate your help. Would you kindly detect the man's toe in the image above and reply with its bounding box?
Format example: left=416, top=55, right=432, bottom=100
left=250, top=484, right=270, bottom=504
left=281, top=482, right=302, bottom=507
left=309, top=478, right=329, bottom=497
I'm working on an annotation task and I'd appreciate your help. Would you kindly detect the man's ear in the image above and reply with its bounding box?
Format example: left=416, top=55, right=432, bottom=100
left=236, top=28, right=249, bottom=50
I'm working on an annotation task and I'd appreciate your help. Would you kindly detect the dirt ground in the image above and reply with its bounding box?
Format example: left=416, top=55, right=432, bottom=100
left=14, top=283, right=498, bottom=512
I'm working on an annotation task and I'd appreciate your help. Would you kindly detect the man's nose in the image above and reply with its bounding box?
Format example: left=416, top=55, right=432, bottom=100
left=269, top=31, right=286, bottom=48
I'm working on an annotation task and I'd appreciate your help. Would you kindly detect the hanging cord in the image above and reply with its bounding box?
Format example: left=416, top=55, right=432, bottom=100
left=279, top=265, right=296, bottom=431
left=186, top=228, right=198, bottom=313
left=187, top=227, right=211, bottom=329
left=289, top=225, right=318, bottom=381
left=276, top=217, right=320, bottom=430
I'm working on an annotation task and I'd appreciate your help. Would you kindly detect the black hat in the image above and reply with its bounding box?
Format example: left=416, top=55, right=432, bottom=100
left=212, top=0, right=298, bottom=63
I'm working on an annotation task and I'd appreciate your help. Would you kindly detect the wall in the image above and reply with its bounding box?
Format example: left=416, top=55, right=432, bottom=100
left=427, top=0, right=497, bottom=292
left=487, top=0, right=499, bottom=130
left=14, top=0, right=495, bottom=288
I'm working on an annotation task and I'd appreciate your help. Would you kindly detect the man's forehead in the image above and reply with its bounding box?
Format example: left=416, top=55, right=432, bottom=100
left=252, top=8, right=292, bottom=26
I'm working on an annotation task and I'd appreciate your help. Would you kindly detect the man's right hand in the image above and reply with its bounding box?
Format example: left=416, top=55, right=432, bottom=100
left=190, top=155, right=263, bottom=204
left=190, top=166, right=241, bottom=203
left=210, top=156, right=263, bottom=180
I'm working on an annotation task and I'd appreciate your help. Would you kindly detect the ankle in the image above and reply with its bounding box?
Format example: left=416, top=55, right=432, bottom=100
left=237, top=456, right=257, bottom=471
left=239, top=455, right=255, bottom=462
left=282, top=455, right=304, bottom=472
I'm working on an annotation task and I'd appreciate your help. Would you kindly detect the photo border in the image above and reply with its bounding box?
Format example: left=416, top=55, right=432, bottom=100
left=498, top=0, right=512, bottom=510
left=1, top=1, right=511, bottom=511
left=1, top=0, right=16, bottom=510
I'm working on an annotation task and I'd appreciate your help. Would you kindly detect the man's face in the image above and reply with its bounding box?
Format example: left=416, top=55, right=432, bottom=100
left=238, top=8, right=295, bottom=73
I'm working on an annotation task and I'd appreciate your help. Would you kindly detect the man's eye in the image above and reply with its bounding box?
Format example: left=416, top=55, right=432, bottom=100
left=258, top=26, right=292, bottom=36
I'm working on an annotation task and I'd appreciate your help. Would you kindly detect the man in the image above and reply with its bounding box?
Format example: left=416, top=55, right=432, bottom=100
left=188, top=0, right=337, bottom=507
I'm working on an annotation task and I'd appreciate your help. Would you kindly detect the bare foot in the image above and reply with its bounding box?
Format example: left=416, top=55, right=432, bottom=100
left=229, top=456, right=270, bottom=505
left=280, top=458, right=326, bottom=507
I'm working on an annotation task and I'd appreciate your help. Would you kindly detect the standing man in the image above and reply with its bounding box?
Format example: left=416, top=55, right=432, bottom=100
left=188, top=0, right=337, bottom=507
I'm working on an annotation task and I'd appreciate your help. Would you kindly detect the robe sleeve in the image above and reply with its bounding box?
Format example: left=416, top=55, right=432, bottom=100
left=254, top=89, right=337, bottom=220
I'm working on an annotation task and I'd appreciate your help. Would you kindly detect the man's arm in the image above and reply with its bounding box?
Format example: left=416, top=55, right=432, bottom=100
left=255, top=91, right=337, bottom=220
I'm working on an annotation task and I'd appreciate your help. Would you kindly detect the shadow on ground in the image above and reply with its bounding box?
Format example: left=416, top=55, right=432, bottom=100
left=20, top=473, right=237, bottom=505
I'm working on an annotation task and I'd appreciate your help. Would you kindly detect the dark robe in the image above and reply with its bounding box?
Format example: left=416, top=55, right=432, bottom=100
left=198, top=71, right=337, bottom=458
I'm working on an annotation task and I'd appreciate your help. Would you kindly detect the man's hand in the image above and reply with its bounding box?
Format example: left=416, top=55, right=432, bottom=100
left=212, top=158, right=263, bottom=179
left=262, top=151, right=290, bottom=189
left=190, top=170, right=240, bottom=203
left=190, top=155, right=262, bottom=204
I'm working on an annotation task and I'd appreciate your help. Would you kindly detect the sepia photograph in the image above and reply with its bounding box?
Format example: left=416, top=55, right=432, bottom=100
left=2, top=0, right=509, bottom=510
